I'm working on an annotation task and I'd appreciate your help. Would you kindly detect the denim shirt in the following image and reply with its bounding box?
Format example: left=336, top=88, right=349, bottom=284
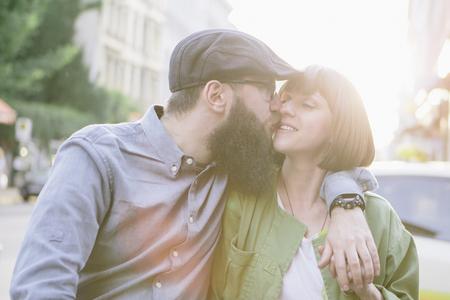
left=10, top=106, right=228, bottom=299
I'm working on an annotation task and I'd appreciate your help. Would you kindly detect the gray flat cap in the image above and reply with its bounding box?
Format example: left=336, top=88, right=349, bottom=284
left=169, top=29, right=299, bottom=92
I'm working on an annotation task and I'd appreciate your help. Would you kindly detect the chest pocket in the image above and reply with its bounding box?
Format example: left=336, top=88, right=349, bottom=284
left=223, top=235, right=282, bottom=300
left=222, top=235, right=256, bottom=299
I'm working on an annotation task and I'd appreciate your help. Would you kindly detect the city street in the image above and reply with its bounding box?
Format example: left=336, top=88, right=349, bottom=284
left=0, top=202, right=34, bottom=299
left=1, top=0, right=450, bottom=299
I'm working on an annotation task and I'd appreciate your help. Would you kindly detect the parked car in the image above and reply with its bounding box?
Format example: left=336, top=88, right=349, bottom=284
left=12, top=141, right=51, bottom=201
left=370, top=161, right=450, bottom=299
left=19, top=168, right=50, bottom=201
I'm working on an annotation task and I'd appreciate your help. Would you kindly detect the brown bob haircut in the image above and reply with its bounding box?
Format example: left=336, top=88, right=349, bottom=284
left=280, top=65, right=375, bottom=172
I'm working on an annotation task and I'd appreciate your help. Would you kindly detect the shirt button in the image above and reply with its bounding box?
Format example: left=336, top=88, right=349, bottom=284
left=170, top=165, right=177, bottom=173
left=186, top=158, right=193, bottom=165
left=172, top=250, right=178, bottom=257
left=189, top=215, right=194, bottom=224
left=155, top=281, right=162, bottom=288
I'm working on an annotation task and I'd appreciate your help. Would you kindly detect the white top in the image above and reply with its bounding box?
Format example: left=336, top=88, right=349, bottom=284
left=277, top=193, right=324, bottom=300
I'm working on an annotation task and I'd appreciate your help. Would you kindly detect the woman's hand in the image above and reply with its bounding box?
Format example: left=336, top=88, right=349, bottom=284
left=348, top=282, right=383, bottom=300
left=319, top=244, right=384, bottom=300
left=345, top=262, right=384, bottom=300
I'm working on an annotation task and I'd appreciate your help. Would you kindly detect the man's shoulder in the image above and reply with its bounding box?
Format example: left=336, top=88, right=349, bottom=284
left=55, top=122, right=146, bottom=167
left=71, top=121, right=140, bottom=144
left=62, top=121, right=146, bottom=156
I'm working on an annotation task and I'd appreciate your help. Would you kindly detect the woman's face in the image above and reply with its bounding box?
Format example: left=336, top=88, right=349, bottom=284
left=272, top=89, right=333, bottom=158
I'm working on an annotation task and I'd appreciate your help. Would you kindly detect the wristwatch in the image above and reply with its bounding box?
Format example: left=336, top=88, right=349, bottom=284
left=330, top=193, right=365, bottom=212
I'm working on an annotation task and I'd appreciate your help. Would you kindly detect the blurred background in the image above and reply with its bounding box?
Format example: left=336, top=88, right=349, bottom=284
left=1, top=0, right=449, bottom=299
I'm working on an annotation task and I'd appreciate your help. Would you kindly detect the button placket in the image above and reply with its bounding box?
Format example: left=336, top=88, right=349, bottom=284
left=169, top=248, right=180, bottom=267
left=154, top=281, right=162, bottom=288
left=170, top=160, right=181, bottom=177
left=187, top=175, right=198, bottom=226
left=188, top=215, right=195, bottom=224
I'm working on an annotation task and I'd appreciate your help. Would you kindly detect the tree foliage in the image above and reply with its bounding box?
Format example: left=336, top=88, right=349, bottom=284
left=0, top=0, right=133, bottom=147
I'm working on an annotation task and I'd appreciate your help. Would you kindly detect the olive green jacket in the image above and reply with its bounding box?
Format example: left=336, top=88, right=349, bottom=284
left=209, top=187, right=419, bottom=300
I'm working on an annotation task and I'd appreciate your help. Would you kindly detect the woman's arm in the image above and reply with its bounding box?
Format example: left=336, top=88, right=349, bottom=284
left=375, top=207, right=419, bottom=300
left=351, top=283, right=384, bottom=300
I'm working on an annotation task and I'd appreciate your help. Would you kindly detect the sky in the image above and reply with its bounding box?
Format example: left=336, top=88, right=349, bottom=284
left=226, top=0, right=413, bottom=151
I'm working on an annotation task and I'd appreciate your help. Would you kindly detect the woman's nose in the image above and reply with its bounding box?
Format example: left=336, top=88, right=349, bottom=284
left=278, top=99, right=294, bottom=116
left=270, top=93, right=281, bottom=112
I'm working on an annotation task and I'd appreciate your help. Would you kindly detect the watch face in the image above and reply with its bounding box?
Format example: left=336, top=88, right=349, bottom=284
left=332, top=194, right=365, bottom=211
left=340, top=193, right=359, bottom=198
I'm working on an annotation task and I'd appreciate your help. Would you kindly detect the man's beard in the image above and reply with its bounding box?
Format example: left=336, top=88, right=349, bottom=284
left=208, top=97, right=277, bottom=196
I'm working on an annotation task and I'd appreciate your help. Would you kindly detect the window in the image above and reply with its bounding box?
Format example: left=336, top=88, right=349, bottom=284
left=131, top=66, right=141, bottom=101
left=144, top=19, right=160, bottom=57
left=375, top=175, right=450, bottom=241
left=140, top=68, right=153, bottom=103
left=132, top=14, right=144, bottom=51
left=118, top=5, right=128, bottom=41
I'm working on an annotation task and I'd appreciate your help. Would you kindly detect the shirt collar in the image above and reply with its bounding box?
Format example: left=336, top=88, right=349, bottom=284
left=140, top=105, right=184, bottom=176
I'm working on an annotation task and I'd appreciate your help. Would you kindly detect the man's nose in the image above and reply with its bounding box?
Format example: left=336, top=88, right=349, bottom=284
left=270, top=93, right=281, bottom=112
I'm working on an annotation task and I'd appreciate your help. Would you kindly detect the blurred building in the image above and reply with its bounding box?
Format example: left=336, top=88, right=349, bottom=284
left=75, top=0, right=233, bottom=111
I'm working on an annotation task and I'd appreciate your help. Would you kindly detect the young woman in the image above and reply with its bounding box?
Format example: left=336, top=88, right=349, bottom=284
left=209, top=66, right=419, bottom=300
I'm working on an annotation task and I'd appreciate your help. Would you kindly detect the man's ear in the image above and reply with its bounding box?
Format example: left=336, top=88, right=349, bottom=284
left=203, top=80, right=228, bottom=113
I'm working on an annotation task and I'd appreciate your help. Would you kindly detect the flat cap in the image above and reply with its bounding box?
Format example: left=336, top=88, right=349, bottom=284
left=169, top=29, right=299, bottom=92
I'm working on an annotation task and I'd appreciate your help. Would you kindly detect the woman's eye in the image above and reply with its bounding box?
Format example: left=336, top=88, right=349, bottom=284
left=303, top=102, right=315, bottom=109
